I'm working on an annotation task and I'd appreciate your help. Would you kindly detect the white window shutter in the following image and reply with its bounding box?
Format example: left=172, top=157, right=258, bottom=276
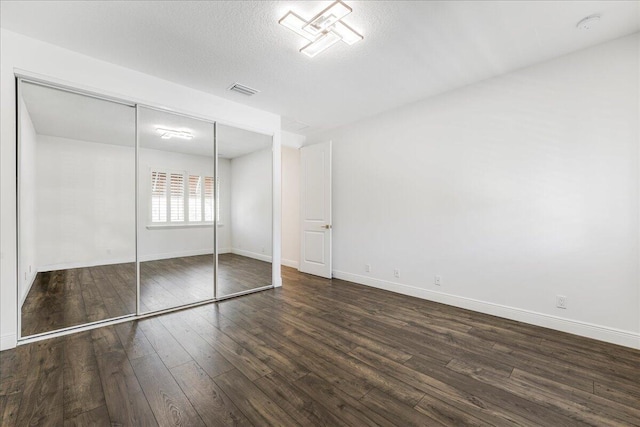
left=151, top=171, right=167, bottom=223
left=188, top=175, right=202, bottom=222
left=170, top=173, right=185, bottom=222
left=204, top=176, right=215, bottom=222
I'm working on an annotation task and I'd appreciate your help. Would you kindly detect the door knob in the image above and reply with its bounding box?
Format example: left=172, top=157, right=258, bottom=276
left=323, top=224, right=332, bottom=229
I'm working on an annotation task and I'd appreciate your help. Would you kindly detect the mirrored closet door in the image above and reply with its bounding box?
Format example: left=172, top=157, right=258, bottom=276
left=137, top=106, right=216, bottom=313
left=18, top=79, right=275, bottom=340
left=18, top=81, right=137, bottom=337
left=216, top=124, right=273, bottom=298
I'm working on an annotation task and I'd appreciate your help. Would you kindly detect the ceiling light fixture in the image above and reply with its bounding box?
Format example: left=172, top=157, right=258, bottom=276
left=156, top=128, right=193, bottom=140
left=279, top=0, right=363, bottom=58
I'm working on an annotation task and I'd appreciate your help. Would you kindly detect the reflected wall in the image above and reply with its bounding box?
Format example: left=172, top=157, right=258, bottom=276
left=217, top=124, right=273, bottom=297
left=19, top=81, right=136, bottom=336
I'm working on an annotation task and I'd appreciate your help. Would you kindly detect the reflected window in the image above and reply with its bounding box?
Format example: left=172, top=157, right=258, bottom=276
left=150, top=169, right=214, bottom=224
left=204, top=176, right=216, bottom=222
left=188, top=175, right=202, bottom=222
left=170, top=173, right=185, bottom=222
left=151, top=171, right=168, bottom=223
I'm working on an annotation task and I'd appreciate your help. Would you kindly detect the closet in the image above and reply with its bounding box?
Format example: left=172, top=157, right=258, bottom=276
left=17, top=78, right=274, bottom=339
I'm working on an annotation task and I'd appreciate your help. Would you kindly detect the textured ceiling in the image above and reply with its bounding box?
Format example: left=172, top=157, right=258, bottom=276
left=2, top=1, right=639, bottom=135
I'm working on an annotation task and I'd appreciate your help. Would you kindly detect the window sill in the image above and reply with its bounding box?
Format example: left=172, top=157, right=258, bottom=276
left=146, top=223, right=222, bottom=230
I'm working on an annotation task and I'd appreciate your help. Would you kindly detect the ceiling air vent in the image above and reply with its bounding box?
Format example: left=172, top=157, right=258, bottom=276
left=228, top=83, right=260, bottom=96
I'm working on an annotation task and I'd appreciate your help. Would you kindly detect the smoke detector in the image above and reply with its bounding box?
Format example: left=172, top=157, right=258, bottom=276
left=576, top=14, right=601, bottom=30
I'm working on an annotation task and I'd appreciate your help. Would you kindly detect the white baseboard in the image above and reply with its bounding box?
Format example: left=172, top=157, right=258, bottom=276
left=281, top=258, right=299, bottom=269
left=139, top=249, right=213, bottom=262
left=231, top=248, right=272, bottom=263
left=38, top=256, right=136, bottom=272
left=38, top=250, right=222, bottom=270
left=218, top=248, right=232, bottom=254
left=0, top=333, right=17, bottom=351
left=332, top=270, right=640, bottom=350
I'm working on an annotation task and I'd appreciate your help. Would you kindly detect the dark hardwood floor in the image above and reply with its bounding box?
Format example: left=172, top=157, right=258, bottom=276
left=21, top=254, right=272, bottom=336
left=141, top=253, right=272, bottom=311
left=5, top=266, right=640, bottom=426
left=21, top=263, right=136, bottom=337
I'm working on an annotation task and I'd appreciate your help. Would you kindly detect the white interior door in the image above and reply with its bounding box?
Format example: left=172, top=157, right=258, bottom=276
left=299, top=141, right=332, bottom=278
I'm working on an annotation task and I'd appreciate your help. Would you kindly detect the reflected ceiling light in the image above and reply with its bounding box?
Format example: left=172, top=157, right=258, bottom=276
left=279, top=0, right=363, bottom=58
left=156, top=128, right=193, bottom=140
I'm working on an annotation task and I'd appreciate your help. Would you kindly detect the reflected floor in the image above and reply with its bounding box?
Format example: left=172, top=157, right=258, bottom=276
left=21, top=253, right=271, bottom=337
left=21, top=264, right=136, bottom=337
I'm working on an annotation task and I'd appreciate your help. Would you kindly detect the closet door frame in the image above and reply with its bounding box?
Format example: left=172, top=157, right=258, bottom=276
left=15, top=76, right=138, bottom=342
left=15, top=74, right=276, bottom=345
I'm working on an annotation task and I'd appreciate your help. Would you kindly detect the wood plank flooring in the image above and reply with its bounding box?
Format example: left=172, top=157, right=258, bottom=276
left=21, top=254, right=272, bottom=336
left=5, top=266, right=640, bottom=426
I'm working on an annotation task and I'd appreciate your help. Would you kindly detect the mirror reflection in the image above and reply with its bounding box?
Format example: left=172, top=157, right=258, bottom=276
left=19, top=82, right=137, bottom=336
left=138, top=106, right=215, bottom=312
left=216, top=124, right=273, bottom=297
left=18, top=82, right=275, bottom=337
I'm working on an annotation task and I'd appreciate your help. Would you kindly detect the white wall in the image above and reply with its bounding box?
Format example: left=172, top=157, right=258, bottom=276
left=18, top=98, right=38, bottom=304
left=308, top=33, right=640, bottom=348
left=231, top=148, right=273, bottom=261
left=282, top=146, right=301, bottom=268
left=36, top=136, right=136, bottom=270
left=23, top=137, right=233, bottom=270
left=1, top=29, right=282, bottom=350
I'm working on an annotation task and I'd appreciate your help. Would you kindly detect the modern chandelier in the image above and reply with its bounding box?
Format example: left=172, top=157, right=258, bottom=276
left=278, top=0, right=364, bottom=58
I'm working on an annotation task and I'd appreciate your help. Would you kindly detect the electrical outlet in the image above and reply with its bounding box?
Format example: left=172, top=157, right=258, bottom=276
left=29, top=265, right=32, bottom=273
left=556, top=295, right=568, bottom=309
left=24, top=272, right=27, bottom=281
left=365, top=264, right=371, bottom=273
left=435, top=275, right=442, bottom=286
left=393, top=269, right=400, bottom=278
